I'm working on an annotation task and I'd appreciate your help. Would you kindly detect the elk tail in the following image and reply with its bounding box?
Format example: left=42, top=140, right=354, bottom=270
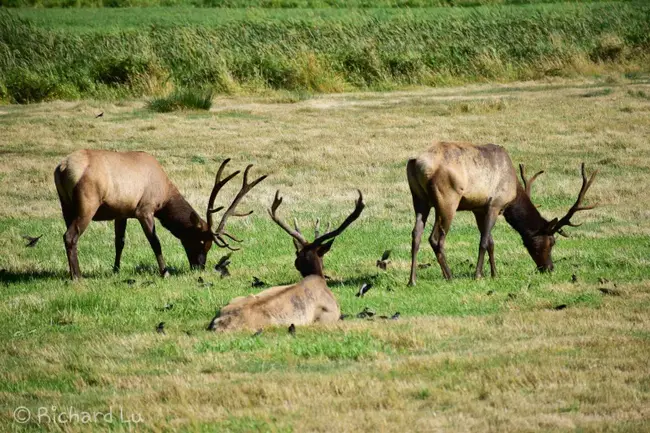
left=406, top=158, right=429, bottom=205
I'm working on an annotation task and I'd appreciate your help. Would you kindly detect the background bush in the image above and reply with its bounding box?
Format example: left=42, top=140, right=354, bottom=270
left=1, top=3, right=649, bottom=103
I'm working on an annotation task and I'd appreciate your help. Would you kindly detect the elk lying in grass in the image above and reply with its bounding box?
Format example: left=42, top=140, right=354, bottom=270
left=207, top=190, right=365, bottom=332
left=54, top=150, right=266, bottom=279
left=406, top=141, right=598, bottom=285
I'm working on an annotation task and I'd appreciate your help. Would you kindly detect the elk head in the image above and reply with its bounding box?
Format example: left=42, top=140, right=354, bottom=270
left=185, top=159, right=267, bottom=269
left=519, top=163, right=598, bottom=272
left=268, top=190, right=365, bottom=278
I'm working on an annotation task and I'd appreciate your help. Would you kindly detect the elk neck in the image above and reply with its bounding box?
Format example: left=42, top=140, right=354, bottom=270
left=155, top=191, right=203, bottom=239
left=503, top=184, right=548, bottom=240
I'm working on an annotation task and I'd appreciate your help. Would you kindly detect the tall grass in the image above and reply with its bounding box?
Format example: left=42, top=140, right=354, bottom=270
left=1, top=3, right=649, bottom=103
left=148, top=88, right=213, bottom=111
left=0, top=0, right=630, bottom=8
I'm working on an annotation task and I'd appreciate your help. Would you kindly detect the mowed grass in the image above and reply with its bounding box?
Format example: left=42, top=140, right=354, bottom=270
left=1, top=77, right=650, bottom=431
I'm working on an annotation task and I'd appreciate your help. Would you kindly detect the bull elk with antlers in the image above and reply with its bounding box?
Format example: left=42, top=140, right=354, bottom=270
left=407, top=141, right=598, bottom=285
left=54, top=150, right=266, bottom=280
left=207, top=190, right=365, bottom=331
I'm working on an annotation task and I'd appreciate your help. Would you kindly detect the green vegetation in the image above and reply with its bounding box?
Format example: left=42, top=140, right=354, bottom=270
left=0, top=0, right=629, bottom=9
left=2, top=2, right=649, bottom=104
left=147, top=88, right=213, bottom=112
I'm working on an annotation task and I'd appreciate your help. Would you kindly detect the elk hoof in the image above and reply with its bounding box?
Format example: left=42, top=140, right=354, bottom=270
left=161, top=269, right=170, bottom=279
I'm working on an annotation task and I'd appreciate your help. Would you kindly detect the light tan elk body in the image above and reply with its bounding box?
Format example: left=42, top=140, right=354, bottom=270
left=54, top=149, right=266, bottom=279
left=407, top=141, right=597, bottom=285
left=208, top=190, right=365, bottom=332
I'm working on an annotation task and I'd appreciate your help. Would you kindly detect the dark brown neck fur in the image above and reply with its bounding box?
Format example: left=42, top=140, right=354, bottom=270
left=503, top=185, right=548, bottom=240
left=155, top=193, right=202, bottom=240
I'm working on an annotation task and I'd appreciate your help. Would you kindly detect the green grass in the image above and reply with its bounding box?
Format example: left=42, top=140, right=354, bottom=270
left=0, top=0, right=629, bottom=8
left=0, top=80, right=649, bottom=431
left=2, top=2, right=649, bottom=103
left=147, top=88, right=213, bottom=112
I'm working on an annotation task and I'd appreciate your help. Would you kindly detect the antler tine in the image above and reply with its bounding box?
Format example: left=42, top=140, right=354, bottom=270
left=207, top=158, right=241, bottom=230
left=314, top=218, right=321, bottom=238
left=551, top=162, right=598, bottom=235
left=214, top=164, right=267, bottom=235
left=267, top=190, right=308, bottom=248
left=293, top=218, right=303, bottom=235
left=312, top=189, right=365, bottom=246
left=519, top=163, right=544, bottom=197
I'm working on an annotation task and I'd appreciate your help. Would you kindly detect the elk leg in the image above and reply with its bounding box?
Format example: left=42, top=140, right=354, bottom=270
left=473, top=208, right=499, bottom=279
left=430, top=207, right=455, bottom=280
left=113, top=219, right=127, bottom=273
left=408, top=206, right=430, bottom=287
left=137, top=213, right=169, bottom=278
left=64, top=215, right=93, bottom=280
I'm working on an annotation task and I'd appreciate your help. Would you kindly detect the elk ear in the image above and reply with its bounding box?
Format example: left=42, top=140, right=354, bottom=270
left=316, top=240, right=334, bottom=257
left=544, top=218, right=558, bottom=235
left=190, top=212, right=203, bottom=229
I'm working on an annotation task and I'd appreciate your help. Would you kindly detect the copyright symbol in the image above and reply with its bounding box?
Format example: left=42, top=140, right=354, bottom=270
left=13, top=407, right=31, bottom=423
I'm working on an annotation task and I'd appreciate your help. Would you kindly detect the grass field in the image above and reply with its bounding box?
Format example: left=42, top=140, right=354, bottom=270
left=1, top=75, right=649, bottom=431
left=0, top=0, right=627, bottom=9
left=2, top=2, right=649, bottom=103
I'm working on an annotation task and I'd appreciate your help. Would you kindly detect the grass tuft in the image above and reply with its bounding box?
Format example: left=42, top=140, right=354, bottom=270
left=147, top=88, right=213, bottom=112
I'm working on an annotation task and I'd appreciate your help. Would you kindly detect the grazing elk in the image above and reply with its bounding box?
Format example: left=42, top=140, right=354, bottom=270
left=406, top=141, right=598, bottom=285
left=54, top=150, right=266, bottom=280
left=207, top=190, right=365, bottom=331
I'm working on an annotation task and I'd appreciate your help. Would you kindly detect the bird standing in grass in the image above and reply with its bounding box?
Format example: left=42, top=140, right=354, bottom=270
left=376, top=249, right=391, bottom=270
left=356, top=282, right=373, bottom=297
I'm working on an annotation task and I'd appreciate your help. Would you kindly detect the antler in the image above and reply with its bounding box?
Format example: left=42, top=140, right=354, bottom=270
left=519, top=163, right=544, bottom=198
left=550, top=163, right=598, bottom=237
left=311, top=190, right=365, bottom=247
left=268, top=190, right=309, bottom=249
left=207, top=160, right=267, bottom=250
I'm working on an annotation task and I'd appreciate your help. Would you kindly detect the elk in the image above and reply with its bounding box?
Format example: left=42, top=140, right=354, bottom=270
left=207, top=189, right=365, bottom=332
left=406, top=141, right=598, bottom=285
left=54, top=149, right=266, bottom=280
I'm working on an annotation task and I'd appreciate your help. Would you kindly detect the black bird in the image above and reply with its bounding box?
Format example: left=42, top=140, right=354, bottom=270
left=157, top=303, right=174, bottom=312
left=376, top=249, right=391, bottom=270
left=391, top=312, right=400, bottom=320
left=356, top=282, right=373, bottom=298
left=252, top=276, right=266, bottom=288
left=124, top=278, right=136, bottom=286
left=486, top=290, right=494, bottom=296
left=197, top=276, right=213, bottom=287
left=356, top=307, right=375, bottom=319
left=252, top=328, right=263, bottom=337
left=95, top=112, right=103, bottom=118
left=156, top=322, right=165, bottom=334
left=22, top=234, right=42, bottom=248
left=288, top=323, right=296, bottom=336
left=214, top=253, right=232, bottom=277
left=599, top=288, right=621, bottom=296
left=554, top=304, right=567, bottom=310
left=571, top=274, right=578, bottom=283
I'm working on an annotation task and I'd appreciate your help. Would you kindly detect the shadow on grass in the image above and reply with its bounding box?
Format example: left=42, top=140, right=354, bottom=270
left=0, top=268, right=69, bottom=284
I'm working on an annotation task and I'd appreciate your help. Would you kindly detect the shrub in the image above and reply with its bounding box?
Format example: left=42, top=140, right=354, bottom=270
left=4, top=69, right=58, bottom=104
left=147, top=88, right=213, bottom=112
